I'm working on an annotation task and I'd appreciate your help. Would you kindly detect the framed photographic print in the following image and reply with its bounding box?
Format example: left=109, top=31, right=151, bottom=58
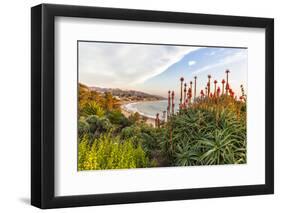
left=31, top=3, right=274, bottom=209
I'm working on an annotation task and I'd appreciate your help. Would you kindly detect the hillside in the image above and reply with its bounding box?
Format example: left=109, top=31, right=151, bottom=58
left=90, top=86, right=166, bottom=102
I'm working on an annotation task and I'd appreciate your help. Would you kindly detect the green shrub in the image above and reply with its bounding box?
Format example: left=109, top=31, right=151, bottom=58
left=165, top=107, right=246, bottom=166
left=120, top=123, right=161, bottom=159
left=78, top=115, right=112, bottom=142
left=80, top=101, right=105, bottom=117
left=78, top=133, right=149, bottom=170
left=107, top=110, right=131, bottom=128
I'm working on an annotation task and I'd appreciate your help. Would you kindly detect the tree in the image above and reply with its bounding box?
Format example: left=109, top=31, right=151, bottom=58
left=128, top=112, right=141, bottom=123
left=104, top=92, right=114, bottom=111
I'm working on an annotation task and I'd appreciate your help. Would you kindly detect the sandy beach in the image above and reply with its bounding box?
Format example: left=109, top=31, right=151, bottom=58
left=120, top=101, right=156, bottom=127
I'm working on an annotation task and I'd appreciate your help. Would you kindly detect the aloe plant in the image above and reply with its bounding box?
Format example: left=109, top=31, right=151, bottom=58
left=164, top=97, right=246, bottom=166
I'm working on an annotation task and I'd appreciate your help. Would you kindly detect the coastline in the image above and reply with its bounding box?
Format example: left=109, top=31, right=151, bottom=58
left=120, top=100, right=158, bottom=127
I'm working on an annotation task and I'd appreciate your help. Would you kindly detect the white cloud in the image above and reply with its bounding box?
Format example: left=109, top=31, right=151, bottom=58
left=192, top=50, right=247, bottom=75
left=188, top=60, right=196, bottom=66
left=79, top=42, right=200, bottom=88
left=208, top=51, right=216, bottom=56
left=206, top=48, right=224, bottom=56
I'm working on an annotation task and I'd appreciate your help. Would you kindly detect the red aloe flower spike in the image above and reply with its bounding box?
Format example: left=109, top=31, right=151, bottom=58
left=190, top=81, right=193, bottom=100
left=180, top=77, right=184, bottom=104
left=187, top=88, right=192, bottom=100
left=225, top=69, right=230, bottom=84
left=225, top=70, right=230, bottom=95
left=221, top=79, right=226, bottom=95
left=171, top=91, right=175, bottom=115
left=194, top=76, right=197, bottom=100
left=183, top=83, right=187, bottom=103
left=200, top=89, right=204, bottom=97
left=239, top=96, right=244, bottom=101
left=217, top=87, right=221, bottom=97
left=214, top=80, right=218, bottom=96
left=225, top=83, right=230, bottom=96
left=167, top=90, right=171, bottom=117
left=207, top=75, right=211, bottom=97
left=229, top=89, right=234, bottom=98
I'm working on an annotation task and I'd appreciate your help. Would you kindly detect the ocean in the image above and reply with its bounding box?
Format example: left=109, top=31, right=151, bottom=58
left=123, top=100, right=180, bottom=120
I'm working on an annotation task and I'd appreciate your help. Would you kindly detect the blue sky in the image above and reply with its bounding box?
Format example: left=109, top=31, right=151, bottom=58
left=79, top=42, right=247, bottom=98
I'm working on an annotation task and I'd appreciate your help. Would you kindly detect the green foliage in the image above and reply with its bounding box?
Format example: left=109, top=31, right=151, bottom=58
left=80, top=101, right=105, bottom=117
left=78, top=134, right=148, bottom=170
left=165, top=100, right=246, bottom=166
left=78, top=118, right=90, bottom=137
left=103, top=92, right=114, bottom=111
left=120, top=123, right=161, bottom=160
left=107, top=110, right=131, bottom=127
left=78, top=82, right=247, bottom=170
left=121, top=125, right=141, bottom=140
left=128, top=112, right=141, bottom=123
left=78, top=115, right=112, bottom=142
left=78, top=136, right=90, bottom=170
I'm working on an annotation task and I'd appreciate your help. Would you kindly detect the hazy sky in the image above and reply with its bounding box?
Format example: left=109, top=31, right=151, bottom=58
left=79, top=41, right=247, bottom=98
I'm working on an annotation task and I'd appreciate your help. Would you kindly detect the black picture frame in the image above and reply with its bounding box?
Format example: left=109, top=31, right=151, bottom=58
left=31, top=3, right=274, bottom=209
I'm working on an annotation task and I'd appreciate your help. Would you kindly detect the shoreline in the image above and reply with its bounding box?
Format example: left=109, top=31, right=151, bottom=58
left=120, top=100, right=161, bottom=127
